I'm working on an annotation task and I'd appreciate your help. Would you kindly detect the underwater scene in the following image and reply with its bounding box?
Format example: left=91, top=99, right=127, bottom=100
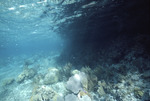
left=0, top=0, right=150, bottom=101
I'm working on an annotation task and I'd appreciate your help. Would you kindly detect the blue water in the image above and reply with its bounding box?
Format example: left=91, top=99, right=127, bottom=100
left=0, top=0, right=150, bottom=101
left=0, top=0, right=66, bottom=57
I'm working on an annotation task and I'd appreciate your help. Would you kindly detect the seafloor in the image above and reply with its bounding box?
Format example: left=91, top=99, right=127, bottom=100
left=0, top=35, right=150, bottom=101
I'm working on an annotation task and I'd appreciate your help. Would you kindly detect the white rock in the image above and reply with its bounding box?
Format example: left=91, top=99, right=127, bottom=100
left=65, top=94, right=79, bottom=101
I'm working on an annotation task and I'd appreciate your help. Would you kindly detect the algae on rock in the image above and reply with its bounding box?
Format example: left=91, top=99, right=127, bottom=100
left=30, top=85, right=59, bottom=101
left=43, top=68, right=60, bottom=85
left=16, top=67, right=36, bottom=83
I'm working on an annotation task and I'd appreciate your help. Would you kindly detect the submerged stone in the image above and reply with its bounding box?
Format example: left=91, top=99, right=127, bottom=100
left=51, top=82, right=68, bottom=96
left=43, top=68, right=60, bottom=85
left=2, top=78, right=14, bottom=86
left=30, top=85, right=59, bottom=101
left=33, top=74, right=44, bottom=85
left=16, top=67, right=36, bottom=83
left=16, top=73, right=26, bottom=83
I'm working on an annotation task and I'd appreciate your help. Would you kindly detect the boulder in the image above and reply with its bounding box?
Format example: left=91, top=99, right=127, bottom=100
left=16, top=67, right=36, bottom=83
left=44, top=68, right=60, bottom=85
left=30, top=85, right=59, bottom=101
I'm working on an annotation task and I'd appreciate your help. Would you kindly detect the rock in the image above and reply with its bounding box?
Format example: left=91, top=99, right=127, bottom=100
left=44, top=68, right=60, bottom=85
left=25, top=68, right=36, bottom=79
left=16, top=73, right=26, bottom=83
left=30, top=85, right=59, bottom=101
left=16, top=67, right=36, bottom=83
left=33, top=74, right=44, bottom=85
left=65, top=94, right=78, bottom=101
left=2, top=78, right=14, bottom=86
left=51, top=82, right=68, bottom=96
